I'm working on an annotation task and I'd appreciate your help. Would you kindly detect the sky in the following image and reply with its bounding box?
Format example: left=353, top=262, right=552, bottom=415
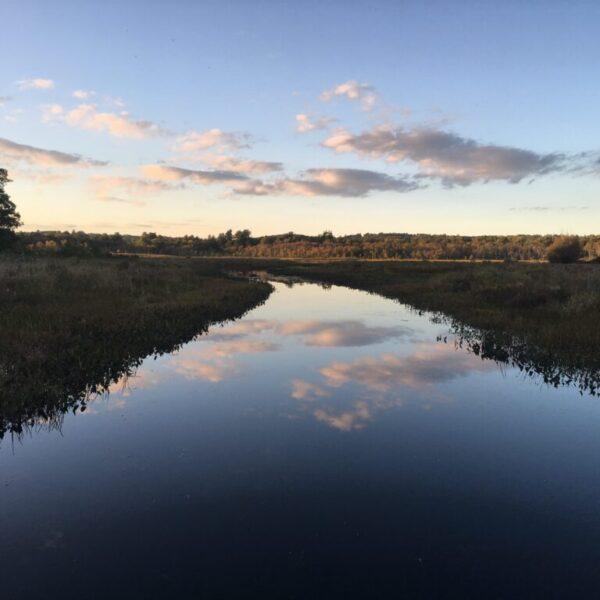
left=1, top=0, right=599, bottom=237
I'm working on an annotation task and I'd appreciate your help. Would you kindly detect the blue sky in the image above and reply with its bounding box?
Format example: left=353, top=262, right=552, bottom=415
left=1, top=0, right=599, bottom=236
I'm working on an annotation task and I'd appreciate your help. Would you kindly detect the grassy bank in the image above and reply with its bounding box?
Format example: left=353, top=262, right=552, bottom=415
left=0, top=255, right=272, bottom=437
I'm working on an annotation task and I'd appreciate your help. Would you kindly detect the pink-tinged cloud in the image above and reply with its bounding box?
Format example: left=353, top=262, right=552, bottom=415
left=173, top=128, right=253, bottom=156
left=295, top=113, right=336, bottom=133
left=291, top=379, right=331, bottom=400
left=64, top=104, right=168, bottom=139
left=17, top=78, right=55, bottom=90
left=319, top=344, right=494, bottom=392
left=314, top=401, right=372, bottom=431
left=72, top=89, right=95, bottom=99
left=0, top=136, right=106, bottom=167
left=201, top=153, right=283, bottom=174
left=141, top=164, right=249, bottom=184
left=320, top=80, right=378, bottom=111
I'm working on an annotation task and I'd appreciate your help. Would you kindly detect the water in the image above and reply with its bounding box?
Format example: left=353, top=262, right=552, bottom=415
left=2, top=281, right=600, bottom=597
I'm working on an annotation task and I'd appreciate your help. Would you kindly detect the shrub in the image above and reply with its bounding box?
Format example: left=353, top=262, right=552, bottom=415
left=546, top=236, right=583, bottom=264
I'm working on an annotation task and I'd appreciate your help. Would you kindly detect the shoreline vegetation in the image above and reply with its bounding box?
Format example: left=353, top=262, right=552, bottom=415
left=15, top=229, right=600, bottom=262
left=0, top=256, right=272, bottom=439
left=0, top=253, right=599, bottom=438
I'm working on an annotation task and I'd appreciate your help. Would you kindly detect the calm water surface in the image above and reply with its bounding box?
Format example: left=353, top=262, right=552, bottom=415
left=2, top=282, right=600, bottom=597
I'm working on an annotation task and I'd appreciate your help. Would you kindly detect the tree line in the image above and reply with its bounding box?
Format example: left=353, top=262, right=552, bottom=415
left=13, top=229, right=599, bottom=262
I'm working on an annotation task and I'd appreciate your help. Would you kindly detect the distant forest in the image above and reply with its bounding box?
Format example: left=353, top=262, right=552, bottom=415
left=15, top=229, right=600, bottom=261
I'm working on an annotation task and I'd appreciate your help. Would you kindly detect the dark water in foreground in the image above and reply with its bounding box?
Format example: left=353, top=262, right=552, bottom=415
left=2, top=281, right=600, bottom=598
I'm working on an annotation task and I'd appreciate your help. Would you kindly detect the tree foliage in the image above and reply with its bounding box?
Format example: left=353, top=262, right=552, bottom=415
left=16, top=228, right=600, bottom=262
left=546, top=236, right=584, bottom=264
left=0, top=169, right=22, bottom=249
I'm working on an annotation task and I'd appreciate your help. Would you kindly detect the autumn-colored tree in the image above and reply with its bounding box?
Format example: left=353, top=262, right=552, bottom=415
left=546, top=236, right=584, bottom=264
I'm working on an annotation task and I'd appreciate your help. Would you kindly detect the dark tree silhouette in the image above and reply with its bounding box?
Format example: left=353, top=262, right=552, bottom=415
left=0, top=169, right=21, bottom=249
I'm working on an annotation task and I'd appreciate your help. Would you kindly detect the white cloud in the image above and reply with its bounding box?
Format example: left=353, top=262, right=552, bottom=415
left=277, top=319, right=411, bottom=346
left=63, top=103, right=168, bottom=139
left=41, top=104, right=64, bottom=122
left=319, top=345, right=493, bottom=392
left=173, top=128, right=253, bottom=157
left=320, top=80, right=378, bottom=111
left=295, top=113, right=336, bottom=133
left=72, top=89, right=95, bottom=100
left=17, top=78, right=55, bottom=90
left=322, top=125, right=565, bottom=186
left=0, top=136, right=106, bottom=167
left=206, top=318, right=411, bottom=346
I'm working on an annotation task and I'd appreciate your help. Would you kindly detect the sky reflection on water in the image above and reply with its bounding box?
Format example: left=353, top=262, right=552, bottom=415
left=3, top=282, right=600, bottom=597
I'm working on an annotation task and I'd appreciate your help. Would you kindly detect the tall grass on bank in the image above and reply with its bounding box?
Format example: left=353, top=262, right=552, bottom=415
left=0, top=256, right=272, bottom=439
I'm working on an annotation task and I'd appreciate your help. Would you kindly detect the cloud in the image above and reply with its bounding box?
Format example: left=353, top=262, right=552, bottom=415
left=320, top=80, right=378, bottom=111
left=319, top=345, right=493, bottom=392
left=41, top=104, right=64, bottom=122
left=141, top=164, right=249, bottom=185
left=323, top=125, right=565, bottom=186
left=292, top=344, right=497, bottom=431
left=72, top=89, right=95, bottom=99
left=173, top=358, right=229, bottom=383
left=314, top=401, right=372, bottom=431
left=206, top=319, right=275, bottom=340
left=207, top=339, right=278, bottom=357
left=206, top=318, right=411, bottom=347
left=90, top=175, right=180, bottom=207
left=233, top=168, right=419, bottom=197
left=90, top=175, right=175, bottom=202
left=201, top=153, right=283, bottom=174
left=63, top=103, right=167, bottom=139
left=173, top=128, right=253, bottom=157
left=168, top=337, right=277, bottom=383
left=17, top=78, right=55, bottom=90
left=509, top=205, right=589, bottom=212
left=0, top=96, right=11, bottom=107
left=0, top=136, right=106, bottom=167
left=295, top=113, right=336, bottom=133
left=291, top=379, right=332, bottom=400
left=277, top=319, right=411, bottom=346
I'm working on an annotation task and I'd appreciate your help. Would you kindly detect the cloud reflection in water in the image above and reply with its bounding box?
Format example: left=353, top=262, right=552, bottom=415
left=293, top=344, right=496, bottom=431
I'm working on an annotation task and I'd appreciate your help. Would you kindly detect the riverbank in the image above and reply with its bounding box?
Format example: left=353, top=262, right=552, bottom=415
left=0, top=255, right=273, bottom=437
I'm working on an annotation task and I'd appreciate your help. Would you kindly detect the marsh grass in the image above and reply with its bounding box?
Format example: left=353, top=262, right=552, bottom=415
left=0, top=255, right=272, bottom=438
